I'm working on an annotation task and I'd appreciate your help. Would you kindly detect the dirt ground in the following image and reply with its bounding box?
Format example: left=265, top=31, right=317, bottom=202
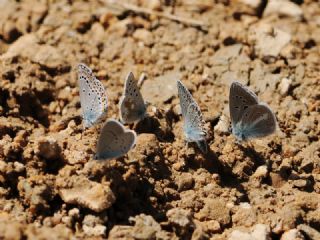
left=0, top=0, right=319, bottom=239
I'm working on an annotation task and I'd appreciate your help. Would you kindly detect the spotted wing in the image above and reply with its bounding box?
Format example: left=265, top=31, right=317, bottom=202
left=177, top=80, right=194, bottom=119
left=78, top=63, right=108, bottom=128
left=119, top=72, right=146, bottom=124
left=229, top=81, right=258, bottom=127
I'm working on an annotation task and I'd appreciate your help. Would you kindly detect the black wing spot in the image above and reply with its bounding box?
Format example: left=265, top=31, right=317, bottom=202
left=244, top=105, right=248, bottom=109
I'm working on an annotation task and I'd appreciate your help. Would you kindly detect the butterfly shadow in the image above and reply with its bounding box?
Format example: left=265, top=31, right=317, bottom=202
left=90, top=150, right=173, bottom=228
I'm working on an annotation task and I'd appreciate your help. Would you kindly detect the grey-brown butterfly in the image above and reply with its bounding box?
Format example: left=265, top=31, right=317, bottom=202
left=229, top=81, right=277, bottom=141
left=119, top=72, right=146, bottom=124
left=95, top=119, right=136, bottom=160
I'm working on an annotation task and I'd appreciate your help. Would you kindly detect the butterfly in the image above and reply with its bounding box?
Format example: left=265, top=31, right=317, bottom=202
left=177, top=80, right=207, bottom=153
left=95, top=119, right=136, bottom=160
left=229, top=81, right=277, bottom=141
left=119, top=72, right=147, bottom=124
left=78, top=63, right=108, bottom=128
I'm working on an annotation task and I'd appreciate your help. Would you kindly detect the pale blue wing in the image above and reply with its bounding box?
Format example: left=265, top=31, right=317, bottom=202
left=95, top=119, right=136, bottom=160
left=184, top=102, right=206, bottom=142
left=119, top=72, right=146, bottom=124
left=177, top=80, right=194, bottom=119
left=78, top=63, right=108, bottom=128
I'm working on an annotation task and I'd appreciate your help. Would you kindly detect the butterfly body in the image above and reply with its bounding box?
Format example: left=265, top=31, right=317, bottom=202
left=78, top=63, right=108, bottom=128
left=95, top=119, right=136, bottom=160
left=119, top=72, right=146, bottom=124
left=177, top=80, right=207, bottom=153
left=229, top=82, right=277, bottom=141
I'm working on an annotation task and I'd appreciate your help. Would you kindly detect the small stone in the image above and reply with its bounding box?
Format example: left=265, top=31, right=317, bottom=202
left=279, top=77, right=292, bottom=96
left=177, top=172, right=194, bottom=191
left=251, top=224, right=271, bottom=240
left=281, top=229, right=305, bottom=240
left=82, top=215, right=106, bottom=237
left=264, top=0, right=303, bottom=19
left=248, top=23, right=291, bottom=58
left=251, top=165, right=268, bottom=180
left=214, top=115, right=230, bottom=133
left=195, top=199, right=230, bottom=226
left=141, top=71, right=180, bottom=105
left=229, top=230, right=253, bottom=240
left=133, top=29, right=153, bottom=46
left=35, top=137, right=62, bottom=160
left=129, top=214, right=162, bottom=240
left=239, top=0, right=260, bottom=8
left=57, top=176, right=115, bottom=213
left=167, top=208, right=192, bottom=228
left=298, top=224, right=320, bottom=240
left=1, top=34, right=66, bottom=69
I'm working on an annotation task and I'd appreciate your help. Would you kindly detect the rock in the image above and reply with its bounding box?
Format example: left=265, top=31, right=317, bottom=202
left=229, top=224, right=270, bottom=240
left=251, top=224, right=271, bottom=240
left=57, top=175, right=115, bottom=212
left=279, top=77, right=292, bottom=96
left=214, top=115, right=230, bottom=133
left=177, top=172, right=194, bottom=191
left=25, top=224, right=72, bottom=240
left=35, top=137, right=62, bottom=160
left=1, top=34, right=66, bottom=69
left=229, top=230, right=253, bottom=240
left=297, top=224, right=320, bottom=240
left=82, top=215, right=107, bottom=237
left=195, top=199, right=230, bottom=226
left=211, top=44, right=243, bottom=65
left=248, top=23, right=291, bottom=58
left=264, top=0, right=303, bottom=19
left=129, top=214, right=162, bottom=240
left=127, top=134, right=160, bottom=164
left=166, top=208, right=192, bottom=228
left=239, top=0, right=260, bottom=8
left=281, top=229, right=305, bottom=240
left=133, top=29, right=153, bottom=46
left=141, top=71, right=180, bottom=105
left=251, top=165, right=268, bottom=180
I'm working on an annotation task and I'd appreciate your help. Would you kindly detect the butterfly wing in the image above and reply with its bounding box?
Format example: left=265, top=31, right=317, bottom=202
left=234, top=103, right=277, bottom=140
left=184, top=102, right=206, bottom=142
left=78, top=63, right=108, bottom=128
left=95, top=119, right=136, bottom=160
left=229, top=81, right=259, bottom=127
left=119, top=72, right=146, bottom=124
left=177, top=80, right=194, bottom=119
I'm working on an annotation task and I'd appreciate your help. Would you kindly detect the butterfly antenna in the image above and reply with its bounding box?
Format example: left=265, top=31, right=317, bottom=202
left=137, top=72, right=147, bottom=88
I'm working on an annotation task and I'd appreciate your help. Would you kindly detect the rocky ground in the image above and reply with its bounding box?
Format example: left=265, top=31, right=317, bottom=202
left=0, top=0, right=319, bottom=239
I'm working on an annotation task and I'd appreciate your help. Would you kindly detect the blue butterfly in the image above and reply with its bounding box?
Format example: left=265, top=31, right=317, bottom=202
left=177, top=80, right=207, bottom=153
left=78, top=63, right=108, bottom=128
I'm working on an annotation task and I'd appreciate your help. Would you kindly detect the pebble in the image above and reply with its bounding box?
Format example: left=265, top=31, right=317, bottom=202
left=264, top=0, right=303, bottom=19
left=177, top=172, right=194, bottom=191
left=133, top=29, right=153, bottom=46
left=35, top=137, right=62, bottom=160
left=214, top=115, right=230, bottom=133
left=248, top=23, right=291, bottom=58
left=281, top=229, right=305, bottom=240
left=279, top=77, right=292, bottom=96
left=1, top=34, right=66, bottom=69
left=166, top=208, right=192, bottom=228
left=57, top=176, right=115, bottom=213
left=141, top=71, right=180, bottom=105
